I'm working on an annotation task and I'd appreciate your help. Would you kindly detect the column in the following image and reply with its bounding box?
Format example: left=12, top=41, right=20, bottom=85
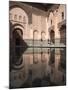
left=54, top=15, right=60, bottom=45
left=45, top=17, right=50, bottom=45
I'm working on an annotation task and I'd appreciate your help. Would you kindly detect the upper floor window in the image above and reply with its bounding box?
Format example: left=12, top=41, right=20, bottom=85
left=14, top=14, right=17, bottom=21
left=51, top=20, right=52, bottom=25
left=9, top=13, right=12, bottom=20
left=19, top=15, right=22, bottom=21
left=23, top=16, right=26, bottom=24
left=62, top=12, right=64, bottom=20
left=56, top=9, right=58, bottom=12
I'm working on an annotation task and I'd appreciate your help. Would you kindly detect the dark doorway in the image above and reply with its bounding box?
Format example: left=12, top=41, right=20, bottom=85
left=50, top=30, right=55, bottom=44
left=13, top=29, right=23, bottom=66
left=59, top=25, right=66, bottom=45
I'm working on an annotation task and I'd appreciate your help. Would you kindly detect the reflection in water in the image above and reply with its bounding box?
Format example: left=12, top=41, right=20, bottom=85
left=10, top=48, right=66, bottom=88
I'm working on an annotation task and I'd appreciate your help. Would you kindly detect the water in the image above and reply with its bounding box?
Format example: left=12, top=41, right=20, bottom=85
left=10, top=47, right=66, bottom=88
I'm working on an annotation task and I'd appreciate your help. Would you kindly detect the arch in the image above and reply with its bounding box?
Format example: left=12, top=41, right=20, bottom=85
left=59, top=24, right=66, bottom=44
left=13, top=28, right=23, bottom=52
left=33, top=30, right=38, bottom=40
left=50, top=30, right=55, bottom=44
left=33, top=30, right=38, bottom=33
left=9, top=7, right=28, bottom=23
left=13, top=28, right=23, bottom=36
left=9, top=5, right=29, bottom=17
left=12, top=28, right=23, bottom=67
left=9, top=3, right=32, bottom=24
left=12, top=23, right=24, bottom=30
left=41, top=31, right=46, bottom=41
left=14, top=14, right=17, bottom=20
left=19, top=15, right=22, bottom=20
left=10, top=23, right=24, bottom=41
left=12, top=28, right=23, bottom=43
left=12, top=28, right=23, bottom=50
left=9, top=5, right=23, bottom=10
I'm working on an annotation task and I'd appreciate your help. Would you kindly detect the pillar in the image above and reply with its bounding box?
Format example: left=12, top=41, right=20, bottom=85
left=54, top=14, right=60, bottom=45
left=45, top=17, right=50, bottom=44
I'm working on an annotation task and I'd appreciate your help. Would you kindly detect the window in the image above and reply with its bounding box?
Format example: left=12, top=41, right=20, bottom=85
left=23, top=16, right=26, bottom=24
left=9, top=13, right=12, bottom=20
left=51, top=19, right=52, bottom=25
left=62, top=12, right=64, bottom=20
left=19, top=15, right=22, bottom=20
left=56, top=9, right=58, bottom=12
left=41, top=32, right=46, bottom=41
left=14, top=14, right=17, bottom=20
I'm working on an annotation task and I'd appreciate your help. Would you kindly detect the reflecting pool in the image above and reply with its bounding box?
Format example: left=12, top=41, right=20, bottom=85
left=10, top=48, right=66, bottom=88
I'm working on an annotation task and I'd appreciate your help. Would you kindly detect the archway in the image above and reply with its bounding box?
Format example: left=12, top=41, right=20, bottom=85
left=59, top=24, right=66, bottom=45
left=9, top=7, right=28, bottom=39
left=50, top=30, right=55, bottom=44
left=33, top=30, right=38, bottom=40
left=33, top=30, right=38, bottom=46
left=10, top=7, right=29, bottom=69
left=41, top=32, right=46, bottom=41
left=13, top=28, right=23, bottom=66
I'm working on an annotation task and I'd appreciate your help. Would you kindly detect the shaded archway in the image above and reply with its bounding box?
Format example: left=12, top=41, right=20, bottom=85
left=13, top=28, right=23, bottom=56
left=10, top=28, right=28, bottom=71
left=59, top=24, right=66, bottom=45
left=12, top=29, right=23, bottom=68
left=50, top=30, right=55, bottom=44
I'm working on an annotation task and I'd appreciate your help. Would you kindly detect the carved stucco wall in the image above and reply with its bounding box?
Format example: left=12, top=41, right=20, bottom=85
left=9, top=2, right=66, bottom=42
